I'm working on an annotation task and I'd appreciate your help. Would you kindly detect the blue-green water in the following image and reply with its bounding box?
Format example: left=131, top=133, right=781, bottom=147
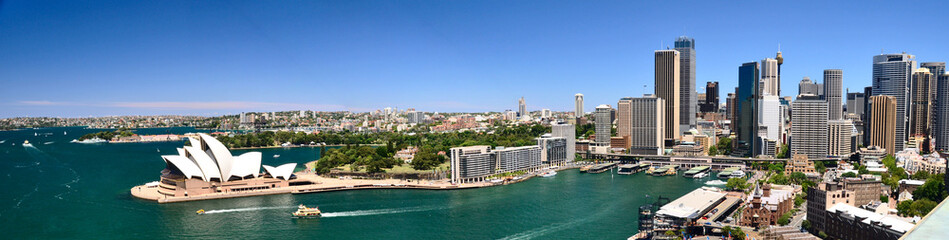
left=1, top=127, right=708, bottom=239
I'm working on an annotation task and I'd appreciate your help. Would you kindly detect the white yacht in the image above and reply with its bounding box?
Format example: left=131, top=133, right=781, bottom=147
left=22, top=140, right=33, bottom=147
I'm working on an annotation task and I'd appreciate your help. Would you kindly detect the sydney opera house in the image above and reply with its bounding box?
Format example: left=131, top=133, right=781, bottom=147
left=144, top=133, right=298, bottom=199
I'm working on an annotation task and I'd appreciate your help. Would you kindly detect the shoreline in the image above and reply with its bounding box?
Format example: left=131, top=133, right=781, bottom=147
left=130, top=163, right=585, bottom=203
left=229, top=144, right=384, bottom=150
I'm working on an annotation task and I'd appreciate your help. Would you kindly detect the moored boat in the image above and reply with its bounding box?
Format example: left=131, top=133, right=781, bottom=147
left=292, top=204, right=321, bottom=218
left=541, top=170, right=557, bottom=177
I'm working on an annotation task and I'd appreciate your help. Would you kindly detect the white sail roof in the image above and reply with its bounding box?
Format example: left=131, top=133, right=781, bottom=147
left=162, top=155, right=205, bottom=181
left=263, top=163, right=297, bottom=180
left=160, top=134, right=292, bottom=182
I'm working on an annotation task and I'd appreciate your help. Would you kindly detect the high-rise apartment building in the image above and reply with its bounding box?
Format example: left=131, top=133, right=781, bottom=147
left=791, top=94, right=829, bottom=159
left=910, top=68, right=933, bottom=137
left=575, top=93, right=584, bottom=118
left=825, top=69, right=843, bottom=120
left=701, top=81, right=720, bottom=113
left=675, top=36, right=696, bottom=130
left=758, top=95, right=783, bottom=142
left=736, top=62, right=760, bottom=157
left=872, top=53, right=916, bottom=152
left=628, top=95, right=665, bottom=155
left=828, top=120, right=854, bottom=157
left=761, top=58, right=779, bottom=96
left=518, top=97, right=527, bottom=119
left=868, top=95, right=897, bottom=156
left=595, top=104, right=612, bottom=145
left=655, top=50, right=681, bottom=140
left=935, top=74, right=949, bottom=152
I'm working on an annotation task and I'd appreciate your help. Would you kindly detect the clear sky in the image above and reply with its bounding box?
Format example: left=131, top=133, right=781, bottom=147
left=1, top=0, right=947, bottom=117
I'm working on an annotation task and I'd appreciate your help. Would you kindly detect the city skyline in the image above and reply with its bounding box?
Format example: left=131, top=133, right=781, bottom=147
left=3, top=1, right=949, bottom=118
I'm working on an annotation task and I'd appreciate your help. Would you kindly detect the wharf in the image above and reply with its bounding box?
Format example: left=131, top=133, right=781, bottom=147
left=587, top=162, right=618, bottom=173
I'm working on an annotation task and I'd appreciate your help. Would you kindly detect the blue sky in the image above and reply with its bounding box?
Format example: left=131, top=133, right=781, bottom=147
left=1, top=0, right=947, bottom=117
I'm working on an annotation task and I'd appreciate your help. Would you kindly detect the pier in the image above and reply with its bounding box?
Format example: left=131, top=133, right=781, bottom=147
left=586, top=162, right=618, bottom=173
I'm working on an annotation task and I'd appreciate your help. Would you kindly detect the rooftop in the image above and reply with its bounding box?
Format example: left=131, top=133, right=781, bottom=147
left=827, top=203, right=915, bottom=234
left=902, top=199, right=949, bottom=239
left=657, top=188, right=726, bottom=219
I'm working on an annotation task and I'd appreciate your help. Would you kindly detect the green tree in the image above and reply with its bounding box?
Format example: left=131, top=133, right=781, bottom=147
left=913, top=176, right=947, bottom=202
left=841, top=172, right=858, bottom=178
left=880, top=194, right=889, bottom=203
left=789, top=172, right=807, bottom=184
left=727, top=177, right=748, bottom=191
left=898, top=200, right=916, bottom=216
left=716, top=137, right=733, bottom=156
left=814, top=161, right=826, bottom=173
left=776, top=144, right=790, bottom=158
left=911, top=199, right=939, bottom=217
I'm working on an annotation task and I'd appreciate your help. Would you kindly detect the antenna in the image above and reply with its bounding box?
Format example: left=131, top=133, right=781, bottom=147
left=778, top=43, right=781, bottom=52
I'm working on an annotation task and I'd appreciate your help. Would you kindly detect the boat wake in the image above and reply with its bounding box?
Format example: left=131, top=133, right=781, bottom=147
left=0, top=140, right=5, bottom=144
left=14, top=162, right=41, bottom=168
left=202, top=206, right=297, bottom=214
left=44, top=141, right=54, bottom=145
left=14, top=185, right=39, bottom=209
left=705, top=180, right=727, bottom=185
left=321, top=206, right=445, bottom=218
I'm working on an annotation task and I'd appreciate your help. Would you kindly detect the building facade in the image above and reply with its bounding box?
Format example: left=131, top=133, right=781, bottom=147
left=675, top=36, right=696, bottom=131
left=595, top=104, right=612, bottom=145
left=736, top=62, right=760, bottom=156
left=909, top=68, right=933, bottom=137
left=628, top=95, right=665, bottom=155
left=828, top=120, right=854, bottom=158
left=655, top=50, right=681, bottom=140
left=825, top=69, right=844, bottom=120
left=872, top=53, right=916, bottom=153
left=551, top=123, right=576, bottom=161
left=701, top=81, right=719, bottom=113
left=791, top=95, right=829, bottom=158
left=936, top=74, right=949, bottom=152
left=575, top=93, right=584, bottom=118
left=617, top=97, right=632, bottom=139
left=536, top=136, right=567, bottom=166
left=868, top=95, right=898, bottom=156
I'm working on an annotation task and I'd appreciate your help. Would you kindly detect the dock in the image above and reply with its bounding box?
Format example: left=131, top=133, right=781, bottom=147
left=683, top=166, right=711, bottom=178
left=717, top=167, right=742, bottom=179
left=648, top=165, right=678, bottom=176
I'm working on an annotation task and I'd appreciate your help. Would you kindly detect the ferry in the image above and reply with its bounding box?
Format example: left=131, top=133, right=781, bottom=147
left=541, top=170, right=557, bottom=177
left=717, top=167, right=742, bottom=179
left=22, top=140, right=33, bottom=147
left=730, top=170, right=746, bottom=178
left=71, top=137, right=107, bottom=144
left=617, top=163, right=649, bottom=175
left=683, top=166, right=711, bottom=178
left=292, top=204, right=322, bottom=218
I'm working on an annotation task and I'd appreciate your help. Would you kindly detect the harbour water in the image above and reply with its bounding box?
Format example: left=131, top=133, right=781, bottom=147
left=1, top=127, right=707, bottom=239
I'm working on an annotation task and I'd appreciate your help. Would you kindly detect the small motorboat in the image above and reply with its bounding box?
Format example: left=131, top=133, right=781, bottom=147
left=22, top=140, right=33, bottom=147
left=541, top=171, right=557, bottom=177
left=292, top=204, right=321, bottom=218
left=196, top=209, right=206, bottom=215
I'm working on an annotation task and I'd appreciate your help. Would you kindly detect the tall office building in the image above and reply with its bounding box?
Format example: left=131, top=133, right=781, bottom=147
left=736, top=62, right=760, bottom=157
left=922, top=62, right=946, bottom=106
left=761, top=58, right=779, bottom=96
left=910, top=68, right=933, bottom=137
left=655, top=50, right=681, bottom=140
left=675, top=36, right=696, bottom=130
left=828, top=120, right=854, bottom=157
left=551, top=123, right=576, bottom=161
left=595, top=104, right=612, bottom=145
left=868, top=95, right=897, bottom=156
left=628, top=95, right=665, bottom=155
left=847, top=90, right=866, bottom=117
left=518, top=97, right=527, bottom=119
left=575, top=93, right=584, bottom=118
left=727, top=92, right=737, bottom=131
left=935, top=74, right=949, bottom=152
left=701, top=81, right=720, bottom=113
left=791, top=95, right=829, bottom=159
left=872, top=53, right=916, bottom=152
left=799, top=77, right=824, bottom=96
left=617, top=98, right=633, bottom=139
left=862, top=86, right=874, bottom=146
left=825, top=69, right=843, bottom=120
left=759, top=95, right=783, bottom=142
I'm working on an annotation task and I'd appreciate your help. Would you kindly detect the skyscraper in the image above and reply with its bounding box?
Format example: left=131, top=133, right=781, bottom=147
left=628, top=95, right=665, bottom=155
left=761, top=58, right=779, bottom=96
left=791, top=94, right=829, bottom=159
left=862, top=86, right=873, bottom=146
left=847, top=91, right=866, bottom=117
left=701, top=81, right=720, bottom=113
left=910, top=68, right=933, bottom=137
left=736, top=62, right=759, bottom=157
left=828, top=120, right=854, bottom=158
left=868, top=95, right=897, bottom=156
left=575, top=93, right=584, bottom=118
left=655, top=50, right=681, bottom=140
left=617, top=97, right=633, bottom=139
left=759, top=95, right=783, bottom=142
left=921, top=62, right=946, bottom=105
left=551, top=123, right=576, bottom=162
left=595, top=104, right=612, bottom=145
left=872, top=53, right=916, bottom=152
left=727, top=92, right=737, bottom=131
left=825, top=69, right=843, bottom=120
left=675, top=36, right=696, bottom=130
left=518, top=97, right=527, bottom=119
left=935, top=74, right=949, bottom=152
